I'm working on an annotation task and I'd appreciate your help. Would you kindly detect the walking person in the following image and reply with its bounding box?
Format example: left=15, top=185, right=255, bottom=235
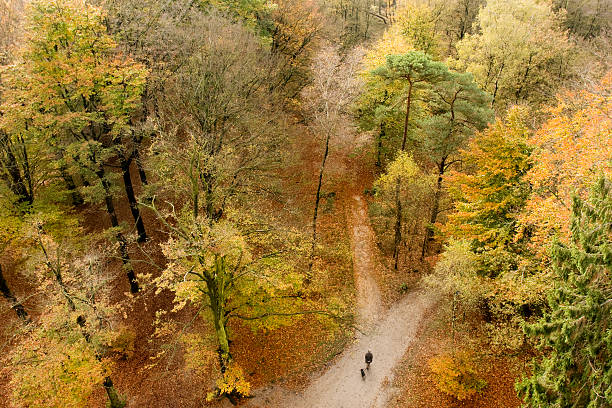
left=365, top=350, right=373, bottom=370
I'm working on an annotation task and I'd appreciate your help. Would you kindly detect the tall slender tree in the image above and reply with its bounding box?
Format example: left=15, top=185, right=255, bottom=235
left=372, top=51, right=448, bottom=268
left=443, top=106, right=533, bottom=271
left=419, top=70, right=492, bottom=258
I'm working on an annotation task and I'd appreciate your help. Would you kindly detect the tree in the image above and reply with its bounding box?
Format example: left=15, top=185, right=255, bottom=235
left=0, top=264, right=29, bottom=322
left=0, top=0, right=51, bottom=209
left=0, top=190, right=29, bottom=322
left=431, top=0, right=484, bottom=56
left=148, top=13, right=285, bottom=223
left=267, top=0, right=322, bottom=98
left=371, top=51, right=448, bottom=268
left=371, top=151, right=432, bottom=264
left=553, top=0, right=612, bottom=39
left=444, top=106, right=533, bottom=262
left=418, top=70, right=492, bottom=258
left=146, top=198, right=321, bottom=403
left=455, top=0, right=575, bottom=110
left=5, top=0, right=150, bottom=291
left=393, top=3, right=441, bottom=58
left=520, top=71, right=612, bottom=260
left=301, top=44, right=364, bottom=270
left=518, top=177, right=612, bottom=407
left=0, top=0, right=24, bottom=63
left=9, top=215, right=129, bottom=408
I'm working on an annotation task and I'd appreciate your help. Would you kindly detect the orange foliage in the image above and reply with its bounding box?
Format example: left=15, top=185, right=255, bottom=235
left=521, top=71, right=612, bottom=256
left=429, top=351, right=487, bottom=401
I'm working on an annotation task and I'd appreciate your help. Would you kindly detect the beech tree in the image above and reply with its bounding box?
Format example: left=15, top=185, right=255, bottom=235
left=520, top=71, right=612, bottom=259
left=145, top=198, right=319, bottom=403
left=4, top=0, right=150, bottom=292
left=518, top=177, right=612, bottom=407
left=148, top=14, right=285, bottom=223
left=444, top=106, right=534, bottom=279
left=9, top=216, right=129, bottom=408
left=0, top=189, right=30, bottom=322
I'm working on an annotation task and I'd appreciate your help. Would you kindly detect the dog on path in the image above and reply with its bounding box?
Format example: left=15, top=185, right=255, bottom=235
left=360, top=368, right=366, bottom=380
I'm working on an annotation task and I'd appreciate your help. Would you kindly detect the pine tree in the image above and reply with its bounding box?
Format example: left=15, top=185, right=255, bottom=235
left=372, top=51, right=448, bottom=268
left=419, top=70, right=493, bottom=258
left=518, top=177, right=612, bottom=407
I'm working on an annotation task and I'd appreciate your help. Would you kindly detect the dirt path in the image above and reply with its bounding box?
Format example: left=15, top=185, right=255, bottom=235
left=348, top=195, right=383, bottom=328
left=245, top=196, right=436, bottom=408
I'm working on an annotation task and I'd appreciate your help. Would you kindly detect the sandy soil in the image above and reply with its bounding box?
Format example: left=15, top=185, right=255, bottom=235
left=243, top=195, right=437, bottom=408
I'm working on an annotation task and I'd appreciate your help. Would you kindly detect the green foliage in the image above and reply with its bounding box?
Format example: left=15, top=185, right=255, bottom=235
left=419, top=70, right=492, bottom=166
left=518, top=177, right=612, bottom=407
left=429, top=351, right=487, bottom=400
left=424, top=239, right=483, bottom=309
left=372, top=52, right=448, bottom=85
left=455, top=0, right=575, bottom=109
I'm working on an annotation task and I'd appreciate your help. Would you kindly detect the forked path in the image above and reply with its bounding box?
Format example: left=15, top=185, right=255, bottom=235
left=245, top=196, right=436, bottom=408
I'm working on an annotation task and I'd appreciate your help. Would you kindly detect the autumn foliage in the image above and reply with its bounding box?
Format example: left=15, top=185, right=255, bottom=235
left=429, top=351, right=487, bottom=401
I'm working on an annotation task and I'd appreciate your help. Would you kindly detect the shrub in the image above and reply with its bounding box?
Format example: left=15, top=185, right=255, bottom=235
left=429, top=351, right=487, bottom=400
left=207, top=363, right=251, bottom=403
left=106, top=328, right=136, bottom=360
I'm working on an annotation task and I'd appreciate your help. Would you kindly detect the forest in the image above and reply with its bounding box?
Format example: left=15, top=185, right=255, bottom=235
left=0, top=0, right=610, bottom=407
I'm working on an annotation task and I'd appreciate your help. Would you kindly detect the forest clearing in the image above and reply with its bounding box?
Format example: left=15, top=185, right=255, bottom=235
left=0, top=0, right=610, bottom=407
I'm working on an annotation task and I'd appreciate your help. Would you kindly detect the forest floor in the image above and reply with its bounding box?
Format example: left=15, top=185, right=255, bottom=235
left=242, top=195, right=438, bottom=408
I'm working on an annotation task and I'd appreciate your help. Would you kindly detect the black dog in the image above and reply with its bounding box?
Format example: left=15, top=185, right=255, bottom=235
left=360, top=368, right=366, bottom=380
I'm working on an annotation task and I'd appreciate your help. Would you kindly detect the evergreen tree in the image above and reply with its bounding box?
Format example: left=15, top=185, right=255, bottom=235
left=419, top=70, right=493, bottom=258
left=518, top=177, right=612, bottom=407
left=371, top=51, right=448, bottom=268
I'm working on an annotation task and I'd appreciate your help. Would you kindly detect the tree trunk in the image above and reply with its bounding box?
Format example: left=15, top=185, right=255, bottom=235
left=309, top=131, right=331, bottom=272
left=392, top=82, right=414, bottom=270
left=77, top=314, right=123, bottom=407
left=59, top=162, right=84, bottom=206
left=96, top=167, right=139, bottom=293
left=132, top=144, right=148, bottom=186
left=401, top=82, right=413, bottom=151
left=0, top=264, right=29, bottom=322
left=392, top=177, right=402, bottom=270
left=207, top=257, right=231, bottom=368
left=120, top=156, right=147, bottom=242
left=0, top=133, right=33, bottom=206
left=376, top=122, right=385, bottom=168
left=422, top=157, right=445, bottom=259
left=103, top=377, right=125, bottom=408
